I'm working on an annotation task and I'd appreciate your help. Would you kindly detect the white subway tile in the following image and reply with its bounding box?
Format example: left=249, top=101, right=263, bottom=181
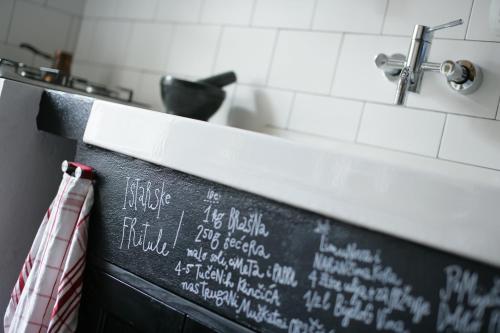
left=156, top=0, right=203, bottom=23
left=90, top=20, right=132, bottom=65
left=383, top=0, right=472, bottom=39
left=47, top=0, right=86, bottom=16
left=0, top=0, right=14, bottom=42
left=109, top=69, right=142, bottom=95
left=229, top=85, right=294, bottom=130
left=214, top=27, right=276, bottom=85
left=209, top=85, right=236, bottom=125
left=252, top=0, right=316, bottom=29
left=358, top=103, right=445, bottom=157
left=71, top=62, right=114, bottom=85
left=125, top=23, right=174, bottom=72
left=467, top=0, right=500, bottom=42
left=33, top=54, right=52, bottom=68
left=167, top=25, right=221, bottom=77
left=289, top=94, right=363, bottom=142
left=115, top=0, right=157, bottom=20
left=332, top=34, right=408, bottom=103
left=407, top=39, right=500, bottom=118
left=313, top=0, right=387, bottom=34
left=8, top=1, right=72, bottom=52
left=137, top=72, right=164, bottom=112
left=65, top=17, right=81, bottom=52
left=69, top=62, right=89, bottom=80
left=74, top=19, right=95, bottom=61
left=263, top=126, right=345, bottom=150
left=201, top=0, right=254, bottom=25
left=440, top=115, right=500, bottom=170
left=84, top=0, right=117, bottom=17
left=269, top=31, right=342, bottom=94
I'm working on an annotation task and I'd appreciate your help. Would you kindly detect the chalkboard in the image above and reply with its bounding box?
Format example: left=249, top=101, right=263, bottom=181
left=77, top=144, right=500, bottom=333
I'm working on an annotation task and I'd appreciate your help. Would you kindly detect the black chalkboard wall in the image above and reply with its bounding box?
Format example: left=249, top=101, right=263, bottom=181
left=76, top=144, right=500, bottom=333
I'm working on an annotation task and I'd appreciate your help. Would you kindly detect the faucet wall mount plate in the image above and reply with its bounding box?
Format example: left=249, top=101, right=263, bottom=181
left=375, top=19, right=482, bottom=105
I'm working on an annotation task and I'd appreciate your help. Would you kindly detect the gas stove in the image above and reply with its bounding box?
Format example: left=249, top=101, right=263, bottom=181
left=0, top=58, right=147, bottom=107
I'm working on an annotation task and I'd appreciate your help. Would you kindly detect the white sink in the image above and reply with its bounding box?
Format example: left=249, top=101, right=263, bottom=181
left=85, top=100, right=500, bottom=268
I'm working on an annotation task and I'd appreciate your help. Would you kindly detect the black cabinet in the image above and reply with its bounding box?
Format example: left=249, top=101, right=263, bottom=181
left=183, top=317, right=218, bottom=333
left=35, top=90, right=500, bottom=333
left=74, top=144, right=500, bottom=333
left=78, top=268, right=184, bottom=333
left=77, top=260, right=251, bottom=333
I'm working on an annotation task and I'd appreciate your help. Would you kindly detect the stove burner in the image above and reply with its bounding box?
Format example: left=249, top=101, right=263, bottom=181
left=0, top=58, right=135, bottom=104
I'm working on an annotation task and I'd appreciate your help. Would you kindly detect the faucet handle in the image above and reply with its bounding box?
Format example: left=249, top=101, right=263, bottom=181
left=375, top=53, right=406, bottom=81
left=428, top=19, right=463, bottom=32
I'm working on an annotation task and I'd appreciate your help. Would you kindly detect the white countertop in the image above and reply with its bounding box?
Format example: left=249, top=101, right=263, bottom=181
left=83, top=100, right=500, bottom=268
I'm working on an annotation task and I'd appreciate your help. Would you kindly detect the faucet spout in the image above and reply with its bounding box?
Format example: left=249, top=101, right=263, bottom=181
left=394, top=67, right=411, bottom=105
left=394, top=20, right=463, bottom=105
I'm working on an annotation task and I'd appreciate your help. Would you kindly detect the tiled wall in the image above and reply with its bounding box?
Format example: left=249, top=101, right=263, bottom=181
left=72, top=0, right=500, bottom=172
left=0, top=0, right=85, bottom=67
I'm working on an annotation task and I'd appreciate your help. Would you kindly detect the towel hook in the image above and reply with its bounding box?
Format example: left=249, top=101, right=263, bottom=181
left=61, top=160, right=94, bottom=180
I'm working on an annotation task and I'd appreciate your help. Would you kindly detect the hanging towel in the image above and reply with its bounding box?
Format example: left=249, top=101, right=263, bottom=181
left=4, top=164, right=94, bottom=333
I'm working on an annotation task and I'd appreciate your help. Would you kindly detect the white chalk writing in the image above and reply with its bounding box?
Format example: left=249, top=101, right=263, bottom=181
left=117, top=177, right=500, bottom=333
left=302, top=220, right=432, bottom=333
left=437, top=265, right=500, bottom=333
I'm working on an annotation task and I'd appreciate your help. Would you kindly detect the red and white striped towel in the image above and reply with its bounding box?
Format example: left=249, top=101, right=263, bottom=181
left=4, top=171, right=94, bottom=333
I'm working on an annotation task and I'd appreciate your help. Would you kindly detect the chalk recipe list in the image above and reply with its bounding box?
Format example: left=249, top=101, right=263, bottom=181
left=111, top=175, right=500, bottom=333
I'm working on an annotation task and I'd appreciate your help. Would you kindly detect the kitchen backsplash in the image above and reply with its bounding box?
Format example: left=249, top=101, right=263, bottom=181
left=5, top=0, right=500, bottom=173
left=0, top=0, right=85, bottom=66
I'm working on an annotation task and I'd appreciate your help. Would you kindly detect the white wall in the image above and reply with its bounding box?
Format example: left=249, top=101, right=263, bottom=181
left=74, top=0, right=500, bottom=174
left=0, top=0, right=86, bottom=67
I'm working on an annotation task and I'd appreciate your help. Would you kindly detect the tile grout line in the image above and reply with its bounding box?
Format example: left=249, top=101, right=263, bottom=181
left=248, top=0, right=258, bottom=26
left=151, top=0, right=161, bottom=22
left=269, top=125, right=500, bottom=172
left=285, top=92, right=297, bottom=129
left=83, top=16, right=98, bottom=65
left=328, top=32, right=345, bottom=95
left=264, top=29, right=280, bottom=85
left=74, top=15, right=500, bottom=44
left=379, top=0, right=391, bottom=34
left=225, top=83, right=239, bottom=120
left=354, top=102, right=366, bottom=142
left=18, top=0, right=85, bottom=18
left=464, top=0, right=475, bottom=40
left=355, top=141, right=500, bottom=171
left=242, top=81, right=500, bottom=121
left=197, top=0, right=206, bottom=23
left=4, top=0, right=18, bottom=44
left=495, top=95, right=500, bottom=120
left=267, top=125, right=356, bottom=146
left=164, top=23, right=178, bottom=73
left=120, top=19, right=135, bottom=70
left=438, top=157, right=500, bottom=172
left=210, top=26, right=225, bottom=74
left=64, top=16, right=76, bottom=52
left=436, top=114, right=448, bottom=158
left=309, top=0, right=319, bottom=30
left=162, top=22, right=177, bottom=74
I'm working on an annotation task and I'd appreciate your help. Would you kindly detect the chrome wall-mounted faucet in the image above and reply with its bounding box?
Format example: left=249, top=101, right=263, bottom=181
left=375, top=19, right=482, bottom=105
